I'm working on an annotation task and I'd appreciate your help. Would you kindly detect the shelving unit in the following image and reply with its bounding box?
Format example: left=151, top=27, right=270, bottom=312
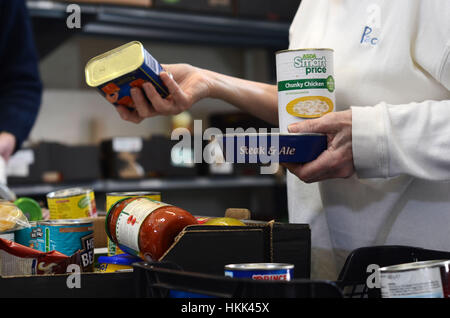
left=28, top=0, right=290, bottom=59
left=10, top=175, right=285, bottom=196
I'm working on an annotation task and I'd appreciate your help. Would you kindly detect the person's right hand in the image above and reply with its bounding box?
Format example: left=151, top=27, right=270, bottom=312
left=116, top=63, right=212, bottom=123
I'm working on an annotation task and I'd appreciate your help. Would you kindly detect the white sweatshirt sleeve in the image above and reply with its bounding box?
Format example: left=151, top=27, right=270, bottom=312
left=353, top=0, right=450, bottom=180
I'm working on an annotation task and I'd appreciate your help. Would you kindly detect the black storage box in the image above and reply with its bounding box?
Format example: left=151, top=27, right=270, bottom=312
left=7, top=143, right=101, bottom=185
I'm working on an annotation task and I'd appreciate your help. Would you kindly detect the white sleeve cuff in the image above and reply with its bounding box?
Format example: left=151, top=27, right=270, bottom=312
left=351, top=104, right=389, bottom=178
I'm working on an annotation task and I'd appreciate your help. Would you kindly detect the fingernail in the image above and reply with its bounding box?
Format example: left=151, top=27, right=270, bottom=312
left=288, top=124, right=297, bottom=133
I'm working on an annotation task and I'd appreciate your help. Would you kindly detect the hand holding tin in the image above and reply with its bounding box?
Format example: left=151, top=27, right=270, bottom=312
left=283, top=110, right=354, bottom=183
left=118, top=64, right=211, bottom=123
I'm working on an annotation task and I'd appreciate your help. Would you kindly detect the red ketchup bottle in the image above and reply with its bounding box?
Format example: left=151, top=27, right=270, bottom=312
left=106, top=197, right=198, bottom=261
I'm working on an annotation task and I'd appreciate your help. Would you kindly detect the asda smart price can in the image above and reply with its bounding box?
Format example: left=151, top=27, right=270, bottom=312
left=225, top=263, right=294, bottom=281
left=379, top=260, right=450, bottom=298
left=276, top=49, right=335, bottom=133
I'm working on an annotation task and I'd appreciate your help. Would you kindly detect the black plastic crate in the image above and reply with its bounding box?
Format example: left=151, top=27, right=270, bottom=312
left=337, top=245, right=450, bottom=298
left=133, top=261, right=342, bottom=298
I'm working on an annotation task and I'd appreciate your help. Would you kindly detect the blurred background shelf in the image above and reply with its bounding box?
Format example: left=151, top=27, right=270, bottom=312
left=10, top=175, right=285, bottom=196
left=10, top=176, right=288, bottom=221
left=27, top=0, right=290, bottom=59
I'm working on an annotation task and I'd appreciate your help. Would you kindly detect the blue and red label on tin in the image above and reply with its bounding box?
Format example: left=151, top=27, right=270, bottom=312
left=85, top=41, right=169, bottom=109
left=225, top=263, right=294, bottom=281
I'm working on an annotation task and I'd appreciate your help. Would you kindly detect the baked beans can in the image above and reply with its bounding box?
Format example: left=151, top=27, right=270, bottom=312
left=38, top=219, right=95, bottom=272
left=379, top=260, right=450, bottom=298
left=47, top=187, right=97, bottom=219
left=106, top=191, right=161, bottom=256
left=276, top=48, right=335, bottom=133
left=224, top=263, right=294, bottom=281
left=14, top=221, right=39, bottom=249
left=85, top=41, right=169, bottom=109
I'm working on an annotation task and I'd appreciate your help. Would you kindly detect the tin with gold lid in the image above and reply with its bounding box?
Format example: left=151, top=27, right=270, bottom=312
left=85, top=41, right=169, bottom=108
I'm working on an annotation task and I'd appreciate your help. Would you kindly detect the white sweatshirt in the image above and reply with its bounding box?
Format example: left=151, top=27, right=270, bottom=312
left=286, top=0, right=450, bottom=279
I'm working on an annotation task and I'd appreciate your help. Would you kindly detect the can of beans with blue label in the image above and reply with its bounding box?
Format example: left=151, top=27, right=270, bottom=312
left=38, top=219, right=95, bottom=272
left=225, top=263, right=294, bottom=281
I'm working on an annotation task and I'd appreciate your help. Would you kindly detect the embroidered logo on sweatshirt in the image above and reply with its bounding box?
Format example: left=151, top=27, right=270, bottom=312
left=360, top=3, right=381, bottom=47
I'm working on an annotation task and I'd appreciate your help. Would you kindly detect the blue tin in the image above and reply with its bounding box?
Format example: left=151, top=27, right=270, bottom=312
left=85, top=41, right=169, bottom=109
left=225, top=263, right=294, bottom=281
left=38, top=219, right=95, bottom=271
left=14, top=222, right=40, bottom=249
left=219, top=133, right=327, bottom=163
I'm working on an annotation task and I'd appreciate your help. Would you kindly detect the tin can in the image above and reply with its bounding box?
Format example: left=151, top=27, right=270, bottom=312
left=98, top=254, right=142, bottom=273
left=106, top=191, right=161, bottom=256
left=225, top=263, right=294, bottom=281
left=379, top=260, right=450, bottom=298
left=14, top=221, right=39, bottom=248
left=0, top=229, right=15, bottom=242
left=38, top=219, right=95, bottom=272
left=47, top=187, right=97, bottom=219
left=276, top=48, right=335, bottom=133
left=85, top=41, right=169, bottom=109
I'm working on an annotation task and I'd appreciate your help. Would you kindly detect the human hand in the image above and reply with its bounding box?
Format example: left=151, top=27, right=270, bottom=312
left=116, top=63, right=212, bottom=123
left=0, top=132, right=16, bottom=162
left=283, top=110, right=355, bottom=183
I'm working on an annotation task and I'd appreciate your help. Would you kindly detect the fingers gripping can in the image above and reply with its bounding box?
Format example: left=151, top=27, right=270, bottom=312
left=276, top=49, right=335, bottom=133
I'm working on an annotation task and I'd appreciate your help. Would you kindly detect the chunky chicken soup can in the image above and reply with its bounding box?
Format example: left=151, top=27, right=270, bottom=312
left=276, top=49, right=335, bottom=133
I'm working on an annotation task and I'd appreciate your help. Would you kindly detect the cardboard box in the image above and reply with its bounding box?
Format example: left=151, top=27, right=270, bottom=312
left=160, top=221, right=311, bottom=278
left=89, top=216, right=107, bottom=248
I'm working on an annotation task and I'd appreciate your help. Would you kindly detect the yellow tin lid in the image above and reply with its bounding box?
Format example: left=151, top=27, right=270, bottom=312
left=85, top=41, right=145, bottom=87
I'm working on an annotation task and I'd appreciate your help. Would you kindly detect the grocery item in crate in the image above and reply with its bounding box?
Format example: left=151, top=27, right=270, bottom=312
left=98, top=254, right=142, bottom=273
left=37, top=219, right=95, bottom=272
left=203, top=217, right=245, bottom=226
left=225, top=263, right=294, bottom=281
left=106, top=191, right=162, bottom=256
left=276, top=48, right=335, bottom=133
left=47, top=187, right=97, bottom=219
left=0, top=238, right=80, bottom=277
left=379, top=260, right=450, bottom=298
left=106, top=197, right=198, bottom=261
left=14, top=197, right=42, bottom=221
left=14, top=221, right=38, bottom=248
left=85, top=41, right=169, bottom=109
left=0, top=201, right=30, bottom=232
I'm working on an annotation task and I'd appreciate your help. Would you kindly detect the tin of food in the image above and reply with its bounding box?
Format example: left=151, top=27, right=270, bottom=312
left=14, top=221, right=39, bottom=249
left=217, top=133, right=327, bottom=163
left=276, top=48, right=335, bottom=133
left=225, top=263, right=294, bottom=281
left=38, top=219, right=95, bottom=272
left=106, top=191, right=161, bottom=256
left=98, top=254, right=142, bottom=273
left=379, top=260, right=450, bottom=298
left=47, top=187, right=97, bottom=219
left=85, top=41, right=169, bottom=109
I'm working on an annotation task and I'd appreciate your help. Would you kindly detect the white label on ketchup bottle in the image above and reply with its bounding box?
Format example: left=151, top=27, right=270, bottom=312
left=115, top=198, right=169, bottom=254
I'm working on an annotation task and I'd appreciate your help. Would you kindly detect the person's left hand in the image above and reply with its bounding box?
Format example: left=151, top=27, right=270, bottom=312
left=0, top=132, right=16, bottom=161
left=283, top=109, right=355, bottom=183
